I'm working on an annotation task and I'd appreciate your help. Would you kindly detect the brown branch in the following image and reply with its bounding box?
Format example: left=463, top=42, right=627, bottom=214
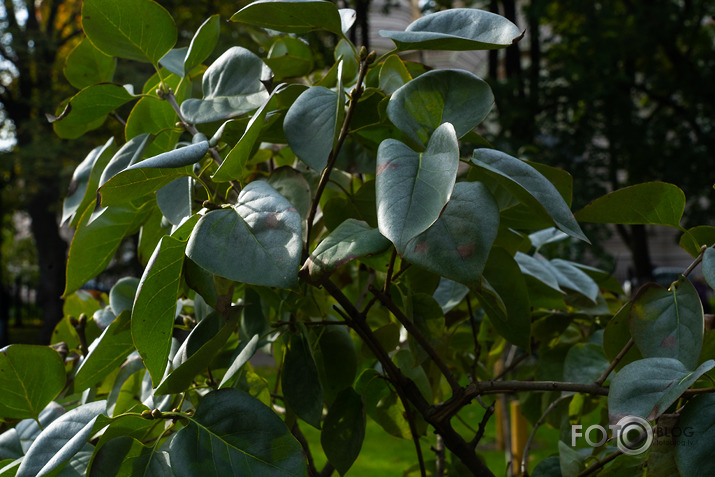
left=369, top=285, right=462, bottom=395
left=470, top=404, right=494, bottom=449
left=595, top=338, right=633, bottom=387
left=383, top=248, right=397, bottom=293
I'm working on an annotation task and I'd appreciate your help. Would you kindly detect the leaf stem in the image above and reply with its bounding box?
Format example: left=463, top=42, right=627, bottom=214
left=303, top=51, right=372, bottom=263
left=520, top=394, right=571, bottom=476
left=594, top=338, right=634, bottom=387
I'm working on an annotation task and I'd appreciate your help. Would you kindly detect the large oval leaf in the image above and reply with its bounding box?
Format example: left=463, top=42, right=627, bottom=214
left=63, top=37, right=116, bottom=90
left=183, top=15, right=221, bottom=75
left=387, top=69, right=493, bottom=146
left=0, top=345, right=65, bottom=421
left=321, top=388, right=365, bottom=476
left=16, top=401, right=106, bottom=477
left=403, top=181, right=499, bottom=286
left=51, top=84, right=135, bottom=139
left=282, top=332, right=323, bottom=429
left=132, top=235, right=187, bottom=386
left=284, top=86, right=341, bottom=171
left=575, top=182, right=685, bottom=227
left=629, top=275, right=704, bottom=370
left=472, top=149, right=588, bottom=243
left=169, top=389, right=306, bottom=476
left=376, top=122, right=459, bottom=252
left=608, top=358, right=714, bottom=423
left=82, top=0, right=177, bottom=64
left=231, top=0, right=345, bottom=35
left=380, top=8, right=521, bottom=52
left=186, top=181, right=301, bottom=288
left=180, top=47, right=269, bottom=124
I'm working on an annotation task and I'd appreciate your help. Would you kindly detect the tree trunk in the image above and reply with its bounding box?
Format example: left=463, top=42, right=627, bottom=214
left=28, top=186, right=67, bottom=344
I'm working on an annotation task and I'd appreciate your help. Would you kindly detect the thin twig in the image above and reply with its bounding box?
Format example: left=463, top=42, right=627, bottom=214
left=471, top=404, right=495, bottom=449
left=594, top=338, right=634, bottom=387
left=466, top=295, right=480, bottom=379
left=370, top=285, right=462, bottom=394
left=576, top=448, right=622, bottom=477
left=493, top=353, right=529, bottom=381
left=383, top=248, right=398, bottom=294
left=683, top=244, right=710, bottom=277
left=521, top=395, right=571, bottom=476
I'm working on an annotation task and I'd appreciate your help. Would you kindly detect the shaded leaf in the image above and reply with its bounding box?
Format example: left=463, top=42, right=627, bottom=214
left=675, top=394, right=715, bottom=477
left=703, top=248, right=715, bottom=290
left=186, top=181, right=302, bottom=288
left=549, top=259, right=599, bottom=302
left=307, top=219, right=390, bottom=280
left=321, top=389, right=365, bottom=476
left=169, top=389, right=306, bottom=476
left=514, top=252, right=563, bottom=293
left=231, top=0, right=345, bottom=35
left=99, top=134, right=152, bottom=187
left=629, top=276, right=704, bottom=370
left=219, top=334, right=260, bottom=389
left=156, top=177, right=193, bottom=226
left=432, top=278, right=469, bottom=314
left=63, top=37, right=116, bottom=91
left=284, top=86, right=341, bottom=171
left=472, top=149, right=588, bottom=242
left=608, top=358, right=714, bottom=422
left=376, top=122, right=459, bottom=252
left=575, top=182, right=685, bottom=227
left=379, top=54, right=412, bottom=95
left=73, top=311, right=133, bottom=391
left=387, top=69, right=493, bottom=146
left=380, top=8, right=521, bottom=51
left=89, top=437, right=170, bottom=477
left=563, top=343, right=609, bottom=385
left=282, top=332, right=323, bottom=429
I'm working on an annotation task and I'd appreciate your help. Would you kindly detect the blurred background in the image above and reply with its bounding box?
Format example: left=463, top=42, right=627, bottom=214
left=0, top=0, right=712, bottom=345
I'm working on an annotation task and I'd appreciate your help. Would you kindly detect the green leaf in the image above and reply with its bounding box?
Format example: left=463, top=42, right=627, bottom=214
left=186, top=181, right=302, bottom=288
left=89, top=437, right=171, bottom=477
left=99, top=142, right=207, bottom=207
left=376, top=122, right=459, bottom=252
left=63, top=37, right=116, bottom=90
left=472, top=149, right=588, bottom=242
left=355, top=369, right=411, bottom=439
left=675, top=394, right=715, bottom=477
left=264, top=36, right=314, bottom=79
left=51, top=84, right=135, bottom=139
left=679, top=226, right=715, bottom=257
left=387, top=69, right=493, bottom=146
left=62, top=138, right=116, bottom=226
left=603, top=304, right=643, bottom=373
left=315, top=325, right=358, bottom=404
left=321, top=388, right=365, bottom=476
left=284, top=86, right=341, bottom=171
left=231, top=0, right=345, bottom=35
left=0, top=345, right=65, bottom=421
left=563, top=343, right=609, bottom=385
left=610, top=358, right=715, bottom=423
left=432, top=278, right=469, bottom=314
left=478, top=248, right=531, bottom=349
left=703, top=248, right=715, bottom=290
left=379, top=54, right=412, bottom=95
left=156, top=177, right=193, bottom=226
left=307, top=219, right=391, bottom=280
left=155, top=310, right=238, bottom=394
left=132, top=235, right=186, bottom=386
left=81, top=0, right=177, bottom=64
left=218, top=334, right=260, bottom=389
left=514, top=252, right=563, bottom=293
left=629, top=276, right=704, bottom=370
left=169, top=389, right=306, bottom=476
left=65, top=202, right=151, bottom=296
left=183, top=15, right=220, bottom=75
left=282, top=332, right=323, bottom=428
left=109, top=277, right=139, bottom=316
left=575, top=182, right=685, bottom=227
left=380, top=8, right=521, bottom=52
left=180, top=47, right=269, bottom=124
left=266, top=167, right=312, bottom=221
left=549, top=259, right=599, bottom=302
left=73, top=311, right=133, bottom=392
left=213, top=87, right=284, bottom=182
left=16, top=401, right=106, bottom=477
left=403, top=181, right=499, bottom=286
left=99, top=134, right=151, bottom=187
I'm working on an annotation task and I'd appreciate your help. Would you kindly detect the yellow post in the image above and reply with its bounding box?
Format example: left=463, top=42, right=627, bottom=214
left=510, top=400, right=528, bottom=477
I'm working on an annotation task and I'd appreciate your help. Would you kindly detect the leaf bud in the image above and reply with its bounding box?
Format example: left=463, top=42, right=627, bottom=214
left=366, top=50, right=377, bottom=65
left=151, top=408, right=163, bottom=419
left=141, top=409, right=153, bottom=419
left=359, top=45, right=368, bottom=61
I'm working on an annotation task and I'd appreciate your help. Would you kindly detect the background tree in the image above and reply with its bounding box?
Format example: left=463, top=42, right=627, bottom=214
left=487, top=0, right=715, bottom=284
